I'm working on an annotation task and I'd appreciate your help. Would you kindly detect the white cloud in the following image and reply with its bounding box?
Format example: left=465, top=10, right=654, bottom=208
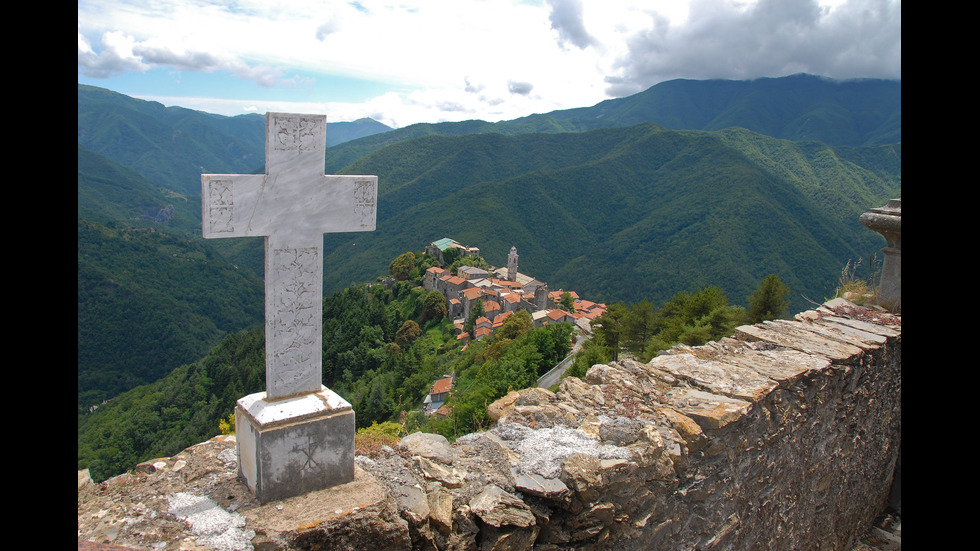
left=78, top=0, right=900, bottom=126
left=78, top=31, right=150, bottom=78
left=547, top=0, right=597, bottom=50
left=604, top=0, right=901, bottom=96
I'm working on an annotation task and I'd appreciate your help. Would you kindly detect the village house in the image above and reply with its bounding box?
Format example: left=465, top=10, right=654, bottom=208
left=423, top=238, right=607, bottom=337
left=426, top=238, right=480, bottom=265
left=457, top=265, right=490, bottom=280
left=423, top=375, right=454, bottom=416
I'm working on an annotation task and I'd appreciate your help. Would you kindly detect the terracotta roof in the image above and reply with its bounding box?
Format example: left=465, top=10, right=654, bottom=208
left=427, top=266, right=446, bottom=274
left=431, top=377, right=454, bottom=395
left=578, top=309, right=603, bottom=320
left=461, top=287, right=484, bottom=300
left=547, top=309, right=573, bottom=321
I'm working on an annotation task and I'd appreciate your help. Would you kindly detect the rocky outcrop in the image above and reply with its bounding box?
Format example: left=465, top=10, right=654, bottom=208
left=78, top=298, right=900, bottom=550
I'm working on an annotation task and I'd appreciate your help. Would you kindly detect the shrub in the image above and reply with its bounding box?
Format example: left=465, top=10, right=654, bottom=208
left=354, top=421, right=405, bottom=457
left=833, top=256, right=881, bottom=305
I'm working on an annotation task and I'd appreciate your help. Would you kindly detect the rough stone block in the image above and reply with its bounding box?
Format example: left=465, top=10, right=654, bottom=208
left=236, top=386, right=355, bottom=504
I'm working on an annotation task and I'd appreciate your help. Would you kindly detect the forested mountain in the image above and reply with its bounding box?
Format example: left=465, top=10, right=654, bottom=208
left=527, top=73, right=901, bottom=145
left=322, top=73, right=900, bottom=172
left=77, top=84, right=392, bottom=196
left=77, top=217, right=264, bottom=409
left=323, top=123, right=899, bottom=315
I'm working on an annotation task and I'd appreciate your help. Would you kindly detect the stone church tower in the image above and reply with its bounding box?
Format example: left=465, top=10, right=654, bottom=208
left=507, top=246, right=519, bottom=282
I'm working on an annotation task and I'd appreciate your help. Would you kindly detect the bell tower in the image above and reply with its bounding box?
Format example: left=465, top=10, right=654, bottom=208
left=507, top=246, right=519, bottom=282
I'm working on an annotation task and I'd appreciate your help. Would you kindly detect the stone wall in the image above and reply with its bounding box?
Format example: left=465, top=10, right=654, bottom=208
left=355, top=297, right=901, bottom=550
left=77, top=297, right=901, bottom=550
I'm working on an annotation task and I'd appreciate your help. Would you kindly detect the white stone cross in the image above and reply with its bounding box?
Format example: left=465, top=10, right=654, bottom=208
left=202, top=112, right=377, bottom=400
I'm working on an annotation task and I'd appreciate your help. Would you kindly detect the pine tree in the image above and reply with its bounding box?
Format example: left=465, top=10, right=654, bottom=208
left=747, top=274, right=791, bottom=323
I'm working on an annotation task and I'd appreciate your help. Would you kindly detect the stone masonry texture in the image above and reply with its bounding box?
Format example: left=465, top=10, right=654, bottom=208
left=78, top=297, right=901, bottom=550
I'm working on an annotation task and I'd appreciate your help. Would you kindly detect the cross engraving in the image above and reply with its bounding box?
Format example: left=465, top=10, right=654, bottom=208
left=293, top=435, right=321, bottom=472
left=202, top=112, right=377, bottom=400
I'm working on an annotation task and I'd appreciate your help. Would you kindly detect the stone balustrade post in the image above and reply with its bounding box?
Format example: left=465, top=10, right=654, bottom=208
left=859, top=198, right=901, bottom=311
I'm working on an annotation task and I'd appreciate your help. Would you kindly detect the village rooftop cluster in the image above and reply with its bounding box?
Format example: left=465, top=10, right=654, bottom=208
left=419, top=238, right=607, bottom=416
left=422, top=238, right=607, bottom=341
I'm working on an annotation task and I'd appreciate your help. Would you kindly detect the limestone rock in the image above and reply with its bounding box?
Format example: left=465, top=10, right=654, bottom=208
left=514, top=472, right=569, bottom=499
left=469, top=485, right=536, bottom=528
left=561, top=453, right=601, bottom=503
left=649, top=351, right=777, bottom=403
left=657, top=407, right=705, bottom=450
left=487, top=390, right=520, bottom=422
left=77, top=469, right=95, bottom=492
left=426, top=487, right=454, bottom=534
left=514, top=387, right=556, bottom=406
left=556, top=375, right=605, bottom=408
left=398, top=431, right=455, bottom=465
left=415, top=456, right=465, bottom=488
left=664, top=387, right=753, bottom=430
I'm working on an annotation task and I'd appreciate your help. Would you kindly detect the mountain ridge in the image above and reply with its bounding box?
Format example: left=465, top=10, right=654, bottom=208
left=322, top=122, right=898, bottom=313
left=323, top=73, right=900, bottom=172
left=78, top=84, right=395, bottom=196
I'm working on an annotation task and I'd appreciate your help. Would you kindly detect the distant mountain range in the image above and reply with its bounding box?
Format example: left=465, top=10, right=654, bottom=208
left=322, top=73, right=899, bottom=172
left=76, top=74, right=900, bottom=409
left=78, top=84, right=393, bottom=196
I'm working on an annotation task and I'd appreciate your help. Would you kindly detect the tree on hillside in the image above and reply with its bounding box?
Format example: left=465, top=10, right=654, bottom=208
left=747, top=274, right=791, bottom=323
left=389, top=251, right=416, bottom=281
left=561, top=340, right=609, bottom=383
left=420, top=290, right=448, bottom=324
left=495, top=309, right=534, bottom=341
left=559, top=292, right=576, bottom=313
left=592, top=302, right=630, bottom=361
left=623, top=299, right=657, bottom=358
left=441, top=247, right=462, bottom=267
left=395, top=320, right=422, bottom=347
left=463, top=299, right=485, bottom=334
left=649, top=286, right=745, bottom=351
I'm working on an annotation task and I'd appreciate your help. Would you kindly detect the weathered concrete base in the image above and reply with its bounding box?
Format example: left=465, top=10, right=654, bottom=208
left=236, top=386, right=355, bottom=504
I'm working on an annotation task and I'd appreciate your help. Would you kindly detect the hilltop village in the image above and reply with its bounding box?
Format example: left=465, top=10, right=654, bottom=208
left=422, top=238, right=608, bottom=340
left=418, top=238, right=607, bottom=417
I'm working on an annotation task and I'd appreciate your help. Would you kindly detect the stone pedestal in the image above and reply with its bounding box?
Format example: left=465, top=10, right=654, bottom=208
left=236, top=386, right=356, bottom=504
left=859, top=198, right=901, bottom=311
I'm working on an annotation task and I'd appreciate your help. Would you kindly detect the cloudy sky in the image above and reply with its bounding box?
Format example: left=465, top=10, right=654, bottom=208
left=78, top=0, right=900, bottom=129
